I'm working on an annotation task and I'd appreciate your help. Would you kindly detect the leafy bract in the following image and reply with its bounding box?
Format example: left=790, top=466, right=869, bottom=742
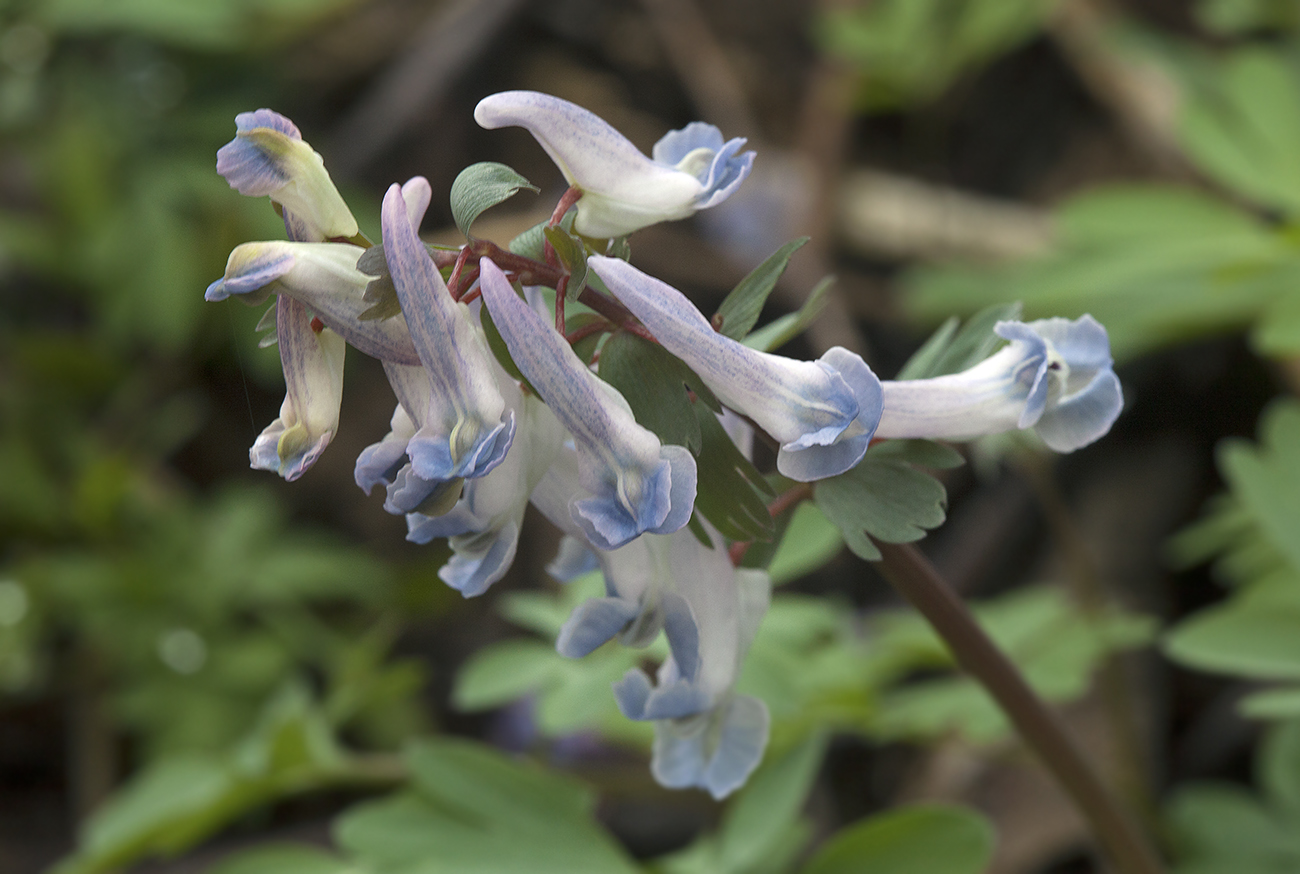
left=895, top=302, right=1022, bottom=379
left=597, top=330, right=719, bottom=454
left=813, top=441, right=952, bottom=561
left=450, top=162, right=538, bottom=237
left=743, top=276, right=835, bottom=353
left=715, top=237, right=808, bottom=340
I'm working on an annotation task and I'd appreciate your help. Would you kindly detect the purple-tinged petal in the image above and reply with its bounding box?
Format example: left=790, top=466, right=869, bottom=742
left=355, top=404, right=416, bottom=495
left=249, top=296, right=344, bottom=481
left=557, top=597, right=644, bottom=657
left=478, top=256, right=696, bottom=549
left=382, top=182, right=513, bottom=482
left=217, top=108, right=357, bottom=242
left=475, top=92, right=753, bottom=237
left=208, top=241, right=420, bottom=365
left=590, top=256, right=880, bottom=481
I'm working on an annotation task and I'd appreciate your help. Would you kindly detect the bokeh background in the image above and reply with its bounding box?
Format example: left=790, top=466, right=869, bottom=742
left=4, top=1, right=1300, bottom=872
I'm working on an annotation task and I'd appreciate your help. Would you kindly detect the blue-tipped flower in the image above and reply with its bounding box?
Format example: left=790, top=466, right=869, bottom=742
left=478, top=257, right=696, bottom=550
left=406, top=369, right=565, bottom=597
left=205, top=240, right=420, bottom=365
left=553, top=523, right=772, bottom=800
left=474, top=91, right=754, bottom=238
left=217, top=109, right=358, bottom=242
left=874, top=315, right=1123, bottom=452
left=381, top=180, right=515, bottom=483
left=589, top=256, right=882, bottom=481
left=249, top=296, right=345, bottom=481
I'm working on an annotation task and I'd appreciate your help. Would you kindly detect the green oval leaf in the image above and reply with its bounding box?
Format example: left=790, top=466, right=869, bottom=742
left=450, top=162, right=538, bottom=237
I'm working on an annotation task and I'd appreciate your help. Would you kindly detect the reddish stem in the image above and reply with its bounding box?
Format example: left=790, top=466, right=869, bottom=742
left=447, top=246, right=472, bottom=301
left=728, top=483, right=814, bottom=565
left=543, top=186, right=583, bottom=268
left=566, top=319, right=616, bottom=346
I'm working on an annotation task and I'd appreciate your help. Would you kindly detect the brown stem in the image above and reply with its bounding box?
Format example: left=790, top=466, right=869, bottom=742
left=555, top=275, right=569, bottom=333
left=550, top=185, right=583, bottom=226
left=566, top=319, right=616, bottom=346
left=871, top=542, right=1165, bottom=874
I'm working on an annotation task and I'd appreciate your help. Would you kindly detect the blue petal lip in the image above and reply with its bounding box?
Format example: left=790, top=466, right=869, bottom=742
left=556, top=597, right=643, bottom=657
left=406, top=412, right=516, bottom=483
left=649, top=695, right=770, bottom=800
left=435, top=520, right=521, bottom=598
left=614, top=669, right=711, bottom=721
left=205, top=253, right=295, bottom=301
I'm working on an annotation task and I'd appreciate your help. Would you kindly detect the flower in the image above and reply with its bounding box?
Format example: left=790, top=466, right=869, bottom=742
left=379, top=179, right=516, bottom=483
left=477, top=257, right=696, bottom=550
left=873, top=315, right=1123, bottom=452
left=205, top=240, right=420, bottom=365
left=474, top=91, right=754, bottom=238
left=405, top=366, right=565, bottom=597
left=553, top=522, right=772, bottom=800
left=248, top=296, right=345, bottom=480
left=216, top=109, right=358, bottom=242
left=589, top=256, right=883, bottom=481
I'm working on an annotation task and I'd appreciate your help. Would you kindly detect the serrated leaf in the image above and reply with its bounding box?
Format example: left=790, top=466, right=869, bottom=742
left=743, top=275, right=835, bottom=352
left=716, top=237, right=809, bottom=340
left=597, top=331, right=719, bottom=454
left=543, top=225, right=589, bottom=298
left=798, top=804, right=994, bottom=874
left=450, top=162, right=538, bottom=237
left=896, top=302, right=1022, bottom=379
left=867, top=439, right=965, bottom=469
left=693, top=403, right=777, bottom=542
left=1218, top=401, right=1300, bottom=571
left=813, top=444, right=948, bottom=561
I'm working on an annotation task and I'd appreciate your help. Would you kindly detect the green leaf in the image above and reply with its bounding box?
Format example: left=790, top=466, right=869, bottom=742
left=895, top=302, right=1022, bottom=379
left=207, top=844, right=358, bottom=874
left=1241, top=687, right=1300, bottom=721
left=1178, top=49, right=1300, bottom=214
left=743, top=275, right=835, bottom=352
left=453, top=639, right=561, bottom=711
left=715, top=237, right=809, bottom=340
left=813, top=443, right=948, bottom=561
left=765, top=502, right=844, bottom=585
left=904, top=184, right=1291, bottom=360
left=1218, top=401, right=1300, bottom=572
left=871, top=586, right=1156, bottom=742
left=1166, top=784, right=1300, bottom=869
left=336, top=739, right=639, bottom=874
left=1260, top=719, right=1300, bottom=815
left=799, top=804, right=994, bottom=874
left=450, top=162, right=538, bottom=237
left=692, top=402, right=777, bottom=542
left=866, top=439, right=965, bottom=469
left=718, top=734, right=828, bottom=872
left=597, top=331, right=720, bottom=454
left=543, top=225, right=589, bottom=298
left=1164, top=587, right=1300, bottom=682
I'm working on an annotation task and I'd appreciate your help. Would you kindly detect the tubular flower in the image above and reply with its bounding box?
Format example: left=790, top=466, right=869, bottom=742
left=474, top=91, right=754, bottom=238
left=406, top=366, right=566, bottom=597
left=589, top=256, right=882, bottom=481
left=380, top=180, right=515, bottom=483
left=205, top=240, right=420, bottom=365
left=874, top=315, right=1123, bottom=452
left=553, top=522, right=772, bottom=800
left=478, top=257, right=696, bottom=550
left=216, top=108, right=358, bottom=242
left=248, top=296, right=345, bottom=481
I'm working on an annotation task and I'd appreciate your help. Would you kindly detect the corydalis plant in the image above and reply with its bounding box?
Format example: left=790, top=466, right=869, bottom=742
left=206, top=95, right=1124, bottom=801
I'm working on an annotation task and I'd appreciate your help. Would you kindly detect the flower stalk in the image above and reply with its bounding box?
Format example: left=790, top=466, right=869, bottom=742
left=871, top=542, right=1165, bottom=874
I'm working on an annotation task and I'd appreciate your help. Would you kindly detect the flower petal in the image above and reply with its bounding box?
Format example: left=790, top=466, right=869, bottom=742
left=590, top=256, right=880, bottom=480
left=478, top=256, right=696, bottom=549
left=382, top=182, right=514, bottom=481
left=216, top=109, right=358, bottom=242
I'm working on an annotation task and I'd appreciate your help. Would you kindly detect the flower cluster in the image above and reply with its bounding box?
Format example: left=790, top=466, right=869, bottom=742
left=207, top=92, right=1123, bottom=798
